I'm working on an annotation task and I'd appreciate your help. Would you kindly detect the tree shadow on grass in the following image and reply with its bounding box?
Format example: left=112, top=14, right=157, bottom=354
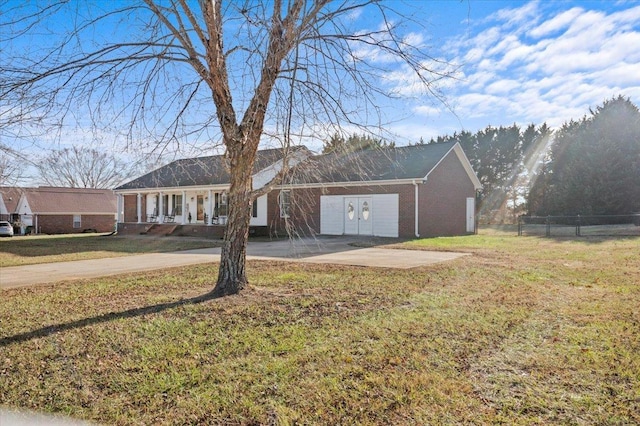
left=0, top=292, right=220, bottom=348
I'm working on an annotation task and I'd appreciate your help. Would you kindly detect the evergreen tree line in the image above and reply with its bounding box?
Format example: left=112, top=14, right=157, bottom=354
left=322, top=133, right=396, bottom=154
left=424, top=123, right=550, bottom=219
left=528, top=96, right=640, bottom=216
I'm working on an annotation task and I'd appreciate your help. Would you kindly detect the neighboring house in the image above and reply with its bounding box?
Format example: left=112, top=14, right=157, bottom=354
left=115, top=142, right=481, bottom=239
left=0, top=187, right=117, bottom=234
left=0, top=187, right=22, bottom=223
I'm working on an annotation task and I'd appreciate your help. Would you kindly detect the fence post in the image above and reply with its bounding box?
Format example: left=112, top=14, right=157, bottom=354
left=518, top=216, right=522, bottom=236
left=546, top=215, right=551, bottom=237
left=576, top=214, right=581, bottom=236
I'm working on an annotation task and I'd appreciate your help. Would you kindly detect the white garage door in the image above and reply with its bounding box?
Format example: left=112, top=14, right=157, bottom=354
left=320, top=194, right=398, bottom=237
left=320, top=195, right=344, bottom=235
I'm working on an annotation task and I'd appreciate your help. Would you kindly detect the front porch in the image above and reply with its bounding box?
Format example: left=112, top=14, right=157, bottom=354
left=116, top=189, right=268, bottom=229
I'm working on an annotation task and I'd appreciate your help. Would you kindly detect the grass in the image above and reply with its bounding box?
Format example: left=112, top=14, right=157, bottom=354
left=1, top=230, right=639, bottom=424
left=0, top=233, right=220, bottom=267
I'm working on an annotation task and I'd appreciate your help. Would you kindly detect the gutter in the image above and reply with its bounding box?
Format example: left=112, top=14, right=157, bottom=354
left=413, top=179, right=420, bottom=238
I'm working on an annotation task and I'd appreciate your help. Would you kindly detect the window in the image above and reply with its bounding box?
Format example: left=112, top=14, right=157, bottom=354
left=252, top=199, right=258, bottom=218
left=279, top=190, right=291, bottom=218
left=347, top=201, right=355, bottom=220
left=361, top=201, right=370, bottom=220
left=172, top=194, right=183, bottom=215
left=73, top=215, right=81, bottom=229
left=162, top=194, right=169, bottom=215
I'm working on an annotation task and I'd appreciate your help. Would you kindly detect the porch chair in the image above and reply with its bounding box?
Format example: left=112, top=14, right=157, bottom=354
left=210, top=207, right=220, bottom=225
left=146, top=208, right=158, bottom=223
left=163, top=208, right=176, bottom=223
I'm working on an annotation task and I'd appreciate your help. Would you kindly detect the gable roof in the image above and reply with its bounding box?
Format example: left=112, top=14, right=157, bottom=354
left=18, top=187, right=116, bottom=215
left=287, top=142, right=480, bottom=188
left=116, top=146, right=310, bottom=190
left=0, top=187, right=23, bottom=214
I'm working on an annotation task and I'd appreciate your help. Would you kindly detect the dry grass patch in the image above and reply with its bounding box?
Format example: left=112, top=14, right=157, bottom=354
left=0, top=234, right=219, bottom=267
left=1, top=233, right=638, bottom=424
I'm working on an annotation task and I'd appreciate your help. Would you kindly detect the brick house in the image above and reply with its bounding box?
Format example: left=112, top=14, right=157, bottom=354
left=114, top=142, right=481, bottom=239
left=1, top=187, right=117, bottom=234
left=114, top=147, right=311, bottom=238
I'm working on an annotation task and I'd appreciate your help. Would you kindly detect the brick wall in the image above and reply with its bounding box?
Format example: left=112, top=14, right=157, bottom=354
left=122, top=194, right=151, bottom=222
left=36, top=214, right=116, bottom=234
left=418, top=151, right=476, bottom=237
left=123, top=194, right=138, bottom=222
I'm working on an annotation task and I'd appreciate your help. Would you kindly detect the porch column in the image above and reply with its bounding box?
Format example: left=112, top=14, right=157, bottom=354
left=136, top=193, right=142, bottom=224
left=207, top=189, right=213, bottom=226
left=115, top=195, right=121, bottom=223
left=121, top=194, right=126, bottom=223
left=158, top=192, right=164, bottom=223
left=181, top=190, right=187, bottom=225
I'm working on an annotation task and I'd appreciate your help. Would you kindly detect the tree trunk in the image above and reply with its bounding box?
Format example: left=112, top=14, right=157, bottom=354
left=212, top=145, right=256, bottom=297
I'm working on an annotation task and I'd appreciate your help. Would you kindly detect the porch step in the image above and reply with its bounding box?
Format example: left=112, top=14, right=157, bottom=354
left=143, top=224, right=178, bottom=236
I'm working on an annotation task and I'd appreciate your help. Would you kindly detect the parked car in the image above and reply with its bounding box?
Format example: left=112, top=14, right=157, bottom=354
left=0, top=221, right=14, bottom=237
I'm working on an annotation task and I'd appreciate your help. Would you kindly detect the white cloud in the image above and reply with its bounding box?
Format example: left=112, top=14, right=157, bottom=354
left=528, top=7, right=583, bottom=38
left=491, top=0, right=540, bottom=30
left=413, top=105, right=442, bottom=116
left=434, top=0, right=640, bottom=132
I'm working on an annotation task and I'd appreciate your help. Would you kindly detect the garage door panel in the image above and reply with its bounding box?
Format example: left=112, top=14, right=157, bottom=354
left=371, top=194, right=398, bottom=237
left=320, top=196, right=343, bottom=235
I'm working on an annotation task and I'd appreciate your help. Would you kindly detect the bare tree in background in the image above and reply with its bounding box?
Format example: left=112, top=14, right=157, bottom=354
left=0, top=153, right=25, bottom=186
left=36, top=146, right=131, bottom=189
left=1, top=1, right=453, bottom=297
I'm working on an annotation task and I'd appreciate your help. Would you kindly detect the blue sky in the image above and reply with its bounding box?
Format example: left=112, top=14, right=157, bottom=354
left=2, top=0, right=640, bottom=175
left=378, top=0, right=640, bottom=144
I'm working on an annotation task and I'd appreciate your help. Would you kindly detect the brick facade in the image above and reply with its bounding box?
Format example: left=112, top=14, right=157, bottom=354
left=418, top=151, right=476, bottom=237
left=35, top=214, right=116, bottom=234
left=123, top=194, right=150, bottom=222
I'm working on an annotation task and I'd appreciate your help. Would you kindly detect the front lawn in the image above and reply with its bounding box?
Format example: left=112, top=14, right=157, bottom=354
left=0, top=234, right=219, bottom=267
left=1, top=234, right=638, bottom=424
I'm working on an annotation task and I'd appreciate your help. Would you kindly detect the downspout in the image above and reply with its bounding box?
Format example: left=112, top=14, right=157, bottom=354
left=413, top=180, right=420, bottom=238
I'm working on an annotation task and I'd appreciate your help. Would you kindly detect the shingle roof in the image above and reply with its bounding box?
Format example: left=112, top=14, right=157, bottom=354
left=0, top=187, right=24, bottom=213
left=116, top=147, right=309, bottom=190
left=23, top=187, right=116, bottom=214
left=290, top=142, right=457, bottom=184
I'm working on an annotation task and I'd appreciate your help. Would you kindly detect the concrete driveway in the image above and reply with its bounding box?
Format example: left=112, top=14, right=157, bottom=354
left=0, top=236, right=468, bottom=289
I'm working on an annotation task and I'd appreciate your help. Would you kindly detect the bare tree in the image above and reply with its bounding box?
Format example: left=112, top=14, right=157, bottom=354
left=0, top=154, right=25, bottom=186
left=36, top=146, right=131, bottom=189
left=1, top=1, right=452, bottom=296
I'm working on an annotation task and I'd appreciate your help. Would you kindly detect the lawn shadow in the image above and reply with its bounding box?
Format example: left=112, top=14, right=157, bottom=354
left=0, top=292, right=220, bottom=347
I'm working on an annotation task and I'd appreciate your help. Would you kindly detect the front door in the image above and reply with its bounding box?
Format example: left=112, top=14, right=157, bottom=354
left=466, top=197, right=475, bottom=233
left=358, top=197, right=373, bottom=235
left=344, top=197, right=373, bottom=235
left=197, top=195, right=204, bottom=221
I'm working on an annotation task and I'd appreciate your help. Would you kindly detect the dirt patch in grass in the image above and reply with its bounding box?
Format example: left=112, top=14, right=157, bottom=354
left=1, top=235, right=638, bottom=424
